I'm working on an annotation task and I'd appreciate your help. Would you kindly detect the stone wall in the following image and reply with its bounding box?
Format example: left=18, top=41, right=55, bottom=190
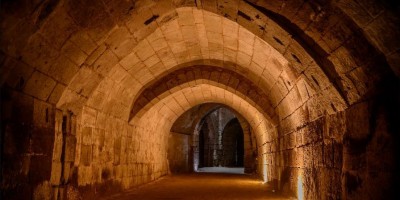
left=167, top=132, right=190, bottom=173
left=1, top=87, right=56, bottom=200
left=258, top=95, right=400, bottom=199
left=68, top=106, right=169, bottom=199
left=0, top=0, right=399, bottom=199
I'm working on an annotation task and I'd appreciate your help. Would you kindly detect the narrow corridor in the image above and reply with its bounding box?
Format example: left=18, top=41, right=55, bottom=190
left=102, top=173, right=290, bottom=200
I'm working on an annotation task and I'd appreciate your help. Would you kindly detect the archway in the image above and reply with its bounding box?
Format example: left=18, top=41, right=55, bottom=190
left=1, top=1, right=399, bottom=199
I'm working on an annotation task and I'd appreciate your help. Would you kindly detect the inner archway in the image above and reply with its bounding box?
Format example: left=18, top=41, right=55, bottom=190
left=1, top=0, right=399, bottom=199
left=168, top=102, right=259, bottom=175
left=222, top=118, right=244, bottom=167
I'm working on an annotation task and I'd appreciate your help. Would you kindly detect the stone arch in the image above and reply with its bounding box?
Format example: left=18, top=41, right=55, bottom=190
left=1, top=0, right=399, bottom=199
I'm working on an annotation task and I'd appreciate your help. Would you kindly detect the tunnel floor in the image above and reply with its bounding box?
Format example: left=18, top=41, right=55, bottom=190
left=197, top=167, right=245, bottom=174
left=101, top=173, right=291, bottom=200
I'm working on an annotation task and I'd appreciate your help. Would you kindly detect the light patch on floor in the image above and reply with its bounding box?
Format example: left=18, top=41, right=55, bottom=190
left=196, top=167, right=244, bottom=174
left=101, top=173, right=291, bottom=200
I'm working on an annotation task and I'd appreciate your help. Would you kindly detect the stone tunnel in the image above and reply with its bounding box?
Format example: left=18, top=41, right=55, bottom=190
left=0, top=0, right=399, bottom=199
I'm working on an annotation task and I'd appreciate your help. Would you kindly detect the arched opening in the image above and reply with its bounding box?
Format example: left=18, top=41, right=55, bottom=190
left=222, top=118, right=244, bottom=167
left=1, top=0, right=399, bottom=199
left=168, top=104, right=257, bottom=175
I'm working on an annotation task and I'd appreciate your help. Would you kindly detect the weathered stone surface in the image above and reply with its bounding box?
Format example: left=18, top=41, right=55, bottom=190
left=0, top=1, right=399, bottom=199
left=23, top=71, right=57, bottom=101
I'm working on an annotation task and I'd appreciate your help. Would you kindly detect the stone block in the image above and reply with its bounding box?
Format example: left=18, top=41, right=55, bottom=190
left=61, top=40, right=88, bottom=66
left=365, top=11, right=400, bottom=54
left=33, top=99, right=54, bottom=128
left=337, top=0, right=373, bottom=27
left=92, top=50, right=119, bottom=76
left=65, top=135, right=77, bottom=162
left=345, top=102, right=370, bottom=140
left=40, top=8, right=78, bottom=50
left=48, top=55, right=79, bottom=85
left=67, top=0, right=114, bottom=43
left=113, top=137, right=121, bottom=165
left=31, top=128, right=54, bottom=155
left=81, top=106, right=97, bottom=127
left=23, top=71, right=57, bottom=101
left=50, top=162, right=62, bottom=185
left=82, top=127, right=92, bottom=145
left=52, top=132, right=63, bottom=162
left=48, top=84, right=66, bottom=105
left=333, top=142, right=343, bottom=169
left=29, top=155, right=52, bottom=185
left=102, top=0, right=135, bottom=26
left=80, top=145, right=92, bottom=166
left=321, top=18, right=355, bottom=52
left=21, top=33, right=59, bottom=72
left=4, top=58, right=34, bottom=90
left=70, top=31, right=98, bottom=55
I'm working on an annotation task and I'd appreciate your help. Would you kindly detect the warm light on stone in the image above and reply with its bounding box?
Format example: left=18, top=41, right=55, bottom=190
left=0, top=0, right=399, bottom=199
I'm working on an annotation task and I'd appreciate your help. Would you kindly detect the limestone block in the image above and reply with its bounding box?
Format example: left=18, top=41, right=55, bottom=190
left=126, top=8, right=153, bottom=33
left=81, top=107, right=97, bottom=127
left=108, top=64, right=129, bottom=84
left=292, top=3, right=316, bottom=30
left=93, top=50, right=119, bottom=76
left=48, top=84, right=66, bottom=105
left=347, top=67, right=369, bottom=97
left=131, top=66, right=154, bottom=85
left=50, top=162, right=62, bottom=185
left=82, top=127, right=92, bottom=145
left=80, top=145, right=92, bottom=166
left=87, top=91, right=107, bottom=110
left=262, top=20, right=291, bottom=54
left=33, top=99, right=54, bottom=128
left=48, top=55, right=79, bottom=85
left=105, top=27, right=136, bottom=58
left=238, top=40, right=253, bottom=57
left=52, top=132, right=63, bottom=162
left=204, top=12, right=222, bottom=33
left=306, top=96, right=324, bottom=121
left=283, top=40, right=312, bottom=74
left=337, top=0, right=373, bottom=27
left=207, top=31, right=223, bottom=45
left=264, top=57, right=284, bottom=81
left=23, top=71, right=57, bottom=101
left=321, top=19, right=355, bottom=52
left=222, top=18, right=239, bottom=37
left=40, top=8, right=78, bottom=50
left=303, top=145, right=314, bottom=168
left=135, top=39, right=157, bottom=62
left=22, top=33, right=59, bottom=74
left=144, top=55, right=162, bottom=70
left=70, top=31, right=98, bottom=55
left=65, top=135, right=77, bottom=162
left=29, top=155, right=52, bottom=185
left=345, top=102, right=370, bottom=140
left=4, top=58, right=34, bottom=90
left=365, top=11, right=400, bottom=54
left=177, top=7, right=195, bottom=26
left=148, top=30, right=169, bottom=52
left=61, top=40, right=87, bottom=66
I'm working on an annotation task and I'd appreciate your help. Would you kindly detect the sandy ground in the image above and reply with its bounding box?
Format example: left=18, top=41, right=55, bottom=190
left=101, top=171, right=292, bottom=200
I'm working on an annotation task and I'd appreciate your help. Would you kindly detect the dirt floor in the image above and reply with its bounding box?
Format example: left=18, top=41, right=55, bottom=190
left=101, top=172, right=292, bottom=200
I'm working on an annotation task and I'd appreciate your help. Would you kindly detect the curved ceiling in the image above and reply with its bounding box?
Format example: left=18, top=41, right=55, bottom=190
left=129, top=65, right=277, bottom=123
left=51, top=6, right=347, bottom=126
left=135, top=83, right=274, bottom=148
left=1, top=0, right=396, bottom=127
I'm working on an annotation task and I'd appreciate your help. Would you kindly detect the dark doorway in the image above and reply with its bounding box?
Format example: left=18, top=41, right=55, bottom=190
left=222, top=118, right=244, bottom=167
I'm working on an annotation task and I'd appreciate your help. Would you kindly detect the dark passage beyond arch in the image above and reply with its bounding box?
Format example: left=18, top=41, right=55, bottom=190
left=222, top=118, right=244, bottom=167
